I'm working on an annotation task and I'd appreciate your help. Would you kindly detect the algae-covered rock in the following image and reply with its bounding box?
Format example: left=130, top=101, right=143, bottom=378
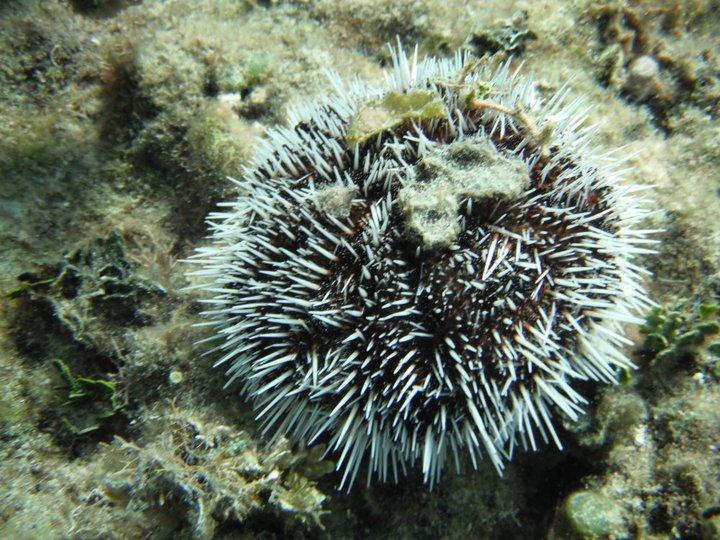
left=550, top=490, right=625, bottom=540
left=398, top=137, right=529, bottom=249
left=559, top=299, right=720, bottom=539
left=100, top=411, right=329, bottom=537
left=52, top=358, right=124, bottom=437
left=590, top=2, right=720, bottom=133
left=347, top=89, right=446, bottom=146
left=9, top=232, right=166, bottom=356
left=466, top=11, right=537, bottom=57
left=704, top=514, right=720, bottom=540
left=0, top=0, right=719, bottom=538
left=6, top=232, right=169, bottom=448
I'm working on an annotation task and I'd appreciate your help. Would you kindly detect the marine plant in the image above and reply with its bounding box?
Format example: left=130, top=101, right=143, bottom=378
left=52, top=358, right=123, bottom=436
left=638, top=303, right=720, bottom=370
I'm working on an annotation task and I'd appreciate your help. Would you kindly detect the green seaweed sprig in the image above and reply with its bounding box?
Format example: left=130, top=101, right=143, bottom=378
left=53, top=358, right=123, bottom=436
left=638, top=303, right=720, bottom=370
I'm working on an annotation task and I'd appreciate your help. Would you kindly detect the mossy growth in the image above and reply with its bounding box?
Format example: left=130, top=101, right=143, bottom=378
left=637, top=303, right=720, bottom=374
left=52, top=358, right=123, bottom=436
left=214, top=54, right=271, bottom=95
left=8, top=232, right=166, bottom=355
left=347, top=89, right=446, bottom=146
left=465, top=11, right=537, bottom=58
left=100, top=414, right=330, bottom=536
left=549, top=490, right=625, bottom=540
left=186, top=110, right=249, bottom=178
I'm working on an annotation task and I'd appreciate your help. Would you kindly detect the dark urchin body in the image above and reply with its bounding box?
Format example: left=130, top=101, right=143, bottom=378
left=190, top=47, right=653, bottom=488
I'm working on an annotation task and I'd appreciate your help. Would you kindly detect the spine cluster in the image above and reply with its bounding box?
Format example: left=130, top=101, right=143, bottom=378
left=189, top=46, right=653, bottom=488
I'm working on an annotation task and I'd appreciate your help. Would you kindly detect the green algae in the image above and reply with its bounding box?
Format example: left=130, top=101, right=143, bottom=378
left=459, top=80, right=493, bottom=109
left=347, top=89, right=446, bottom=146
left=53, top=358, right=123, bottom=436
left=101, top=414, right=329, bottom=536
left=10, top=232, right=167, bottom=354
left=551, top=490, right=624, bottom=540
left=214, top=53, right=271, bottom=94
left=639, top=303, right=720, bottom=372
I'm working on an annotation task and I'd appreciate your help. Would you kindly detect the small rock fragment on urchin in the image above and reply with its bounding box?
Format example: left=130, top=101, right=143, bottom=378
left=188, top=45, right=655, bottom=489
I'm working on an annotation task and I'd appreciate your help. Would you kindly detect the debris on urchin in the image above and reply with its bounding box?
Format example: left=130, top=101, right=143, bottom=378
left=188, top=45, right=654, bottom=489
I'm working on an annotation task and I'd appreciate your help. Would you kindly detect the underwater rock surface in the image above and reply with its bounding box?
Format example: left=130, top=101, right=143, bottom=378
left=1, top=0, right=719, bottom=538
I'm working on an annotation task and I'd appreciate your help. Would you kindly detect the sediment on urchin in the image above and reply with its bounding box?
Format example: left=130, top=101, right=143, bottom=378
left=188, top=46, right=654, bottom=489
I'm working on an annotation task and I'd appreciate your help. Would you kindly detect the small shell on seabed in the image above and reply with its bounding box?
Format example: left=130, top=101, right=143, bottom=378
left=187, top=44, right=656, bottom=489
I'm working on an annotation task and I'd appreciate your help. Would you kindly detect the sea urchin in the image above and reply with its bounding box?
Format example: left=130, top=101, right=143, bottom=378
left=189, top=46, right=653, bottom=488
